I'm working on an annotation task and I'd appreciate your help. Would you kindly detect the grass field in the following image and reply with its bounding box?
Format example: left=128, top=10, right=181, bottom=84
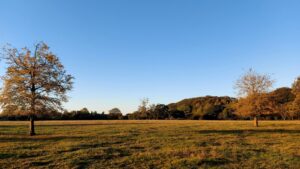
left=0, top=120, right=299, bottom=169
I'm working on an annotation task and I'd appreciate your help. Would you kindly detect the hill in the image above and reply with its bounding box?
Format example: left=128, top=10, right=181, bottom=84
left=168, top=96, right=237, bottom=120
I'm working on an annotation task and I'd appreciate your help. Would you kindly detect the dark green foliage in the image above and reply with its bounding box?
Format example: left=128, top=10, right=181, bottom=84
left=128, top=104, right=172, bottom=120
left=108, top=108, right=123, bottom=120
left=270, top=87, right=295, bottom=104
left=218, top=106, right=237, bottom=120
left=169, top=96, right=236, bottom=120
left=150, top=104, right=170, bottom=119
left=169, top=110, right=186, bottom=119
left=127, top=96, right=236, bottom=120
left=0, top=109, right=110, bottom=121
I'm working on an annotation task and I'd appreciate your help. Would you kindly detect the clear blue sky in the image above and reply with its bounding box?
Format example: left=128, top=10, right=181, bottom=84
left=1, top=0, right=300, bottom=114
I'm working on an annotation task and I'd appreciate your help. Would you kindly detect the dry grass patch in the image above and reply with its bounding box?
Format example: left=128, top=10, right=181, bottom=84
left=0, top=120, right=299, bottom=168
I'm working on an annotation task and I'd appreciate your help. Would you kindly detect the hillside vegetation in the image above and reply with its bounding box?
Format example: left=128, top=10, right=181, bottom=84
left=168, top=96, right=236, bottom=120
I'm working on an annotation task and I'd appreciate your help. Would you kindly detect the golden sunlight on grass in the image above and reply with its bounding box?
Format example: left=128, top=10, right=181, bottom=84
left=0, top=120, right=299, bottom=168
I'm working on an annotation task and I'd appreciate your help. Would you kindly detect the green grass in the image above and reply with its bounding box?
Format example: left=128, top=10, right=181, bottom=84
left=0, top=120, right=299, bottom=169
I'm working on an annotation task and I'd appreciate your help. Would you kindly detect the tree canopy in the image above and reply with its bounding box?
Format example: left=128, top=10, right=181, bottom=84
left=0, top=42, right=74, bottom=135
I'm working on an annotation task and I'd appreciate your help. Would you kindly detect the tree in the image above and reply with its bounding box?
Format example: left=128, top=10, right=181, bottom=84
left=137, top=98, right=150, bottom=119
left=138, top=98, right=149, bottom=113
left=235, top=69, right=274, bottom=127
left=289, top=77, right=300, bottom=119
left=292, top=77, right=300, bottom=94
left=169, top=110, right=185, bottom=119
left=218, top=106, right=236, bottom=120
left=80, top=107, right=90, bottom=113
left=235, top=93, right=275, bottom=121
left=288, top=96, right=300, bottom=120
left=108, top=108, right=123, bottom=119
left=0, top=42, right=74, bottom=135
left=109, top=108, right=121, bottom=114
left=270, top=87, right=295, bottom=120
left=235, top=69, right=274, bottom=97
left=150, top=104, right=170, bottom=119
left=177, top=105, right=193, bottom=119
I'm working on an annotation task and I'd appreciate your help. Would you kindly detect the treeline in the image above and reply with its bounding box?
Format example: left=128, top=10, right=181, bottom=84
left=127, top=97, right=236, bottom=120
left=1, top=76, right=300, bottom=121
left=128, top=86, right=300, bottom=120
left=0, top=108, right=123, bottom=121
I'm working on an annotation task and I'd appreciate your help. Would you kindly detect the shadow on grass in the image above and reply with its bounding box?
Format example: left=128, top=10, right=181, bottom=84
left=38, top=123, right=156, bottom=127
left=0, top=153, right=14, bottom=159
left=0, top=135, right=90, bottom=142
left=0, top=151, right=46, bottom=159
left=199, top=129, right=300, bottom=135
left=71, top=147, right=131, bottom=169
left=30, top=161, right=51, bottom=166
left=58, top=142, right=114, bottom=153
left=0, top=122, right=155, bottom=129
left=0, top=126, right=23, bottom=128
left=198, top=158, right=230, bottom=166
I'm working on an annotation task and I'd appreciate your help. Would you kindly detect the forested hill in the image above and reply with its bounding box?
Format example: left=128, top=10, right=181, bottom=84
left=168, top=96, right=237, bottom=120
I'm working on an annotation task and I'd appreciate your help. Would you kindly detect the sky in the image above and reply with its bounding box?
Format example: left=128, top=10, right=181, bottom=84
left=1, top=0, right=300, bottom=114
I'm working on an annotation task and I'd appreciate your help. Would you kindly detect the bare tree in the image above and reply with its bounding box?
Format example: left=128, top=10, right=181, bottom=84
left=138, top=98, right=149, bottom=114
left=235, top=69, right=274, bottom=127
left=0, top=42, right=74, bottom=136
left=235, top=69, right=274, bottom=97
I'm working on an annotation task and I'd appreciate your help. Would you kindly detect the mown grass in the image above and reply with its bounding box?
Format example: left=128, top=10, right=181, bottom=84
left=0, top=120, right=299, bottom=169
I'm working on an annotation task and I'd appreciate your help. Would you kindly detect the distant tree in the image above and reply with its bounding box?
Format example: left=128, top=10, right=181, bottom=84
left=169, top=110, right=186, bottom=119
left=177, top=105, right=193, bottom=119
left=108, top=108, right=123, bottom=119
left=109, top=108, right=121, bottom=114
left=138, top=98, right=149, bottom=113
left=235, top=93, right=275, bottom=121
left=80, top=108, right=90, bottom=113
left=289, top=77, right=300, bottom=119
left=136, top=98, right=150, bottom=119
left=270, top=87, right=295, bottom=120
left=218, top=102, right=237, bottom=120
left=292, top=77, right=300, bottom=94
left=235, top=69, right=274, bottom=97
left=151, top=104, right=170, bottom=119
left=271, top=87, right=295, bottom=104
left=235, top=69, right=274, bottom=126
left=201, top=103, right=224, bottom=120
left=288, top=96, right=300, bottom=120
left=70, top=108, right=91, bottom=120
left=0, top=42, right=74, bottom=135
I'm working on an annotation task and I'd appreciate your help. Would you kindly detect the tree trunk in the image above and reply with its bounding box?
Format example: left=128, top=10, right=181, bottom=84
left=29, top=116, right=36, bottom=136
left=254, top=116, right=259, bottom=127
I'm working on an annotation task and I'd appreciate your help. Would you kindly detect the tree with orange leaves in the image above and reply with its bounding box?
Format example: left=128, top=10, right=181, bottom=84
left=235, top=69, right=274, bottom=127
left=0, top=42, right=74, bottom=135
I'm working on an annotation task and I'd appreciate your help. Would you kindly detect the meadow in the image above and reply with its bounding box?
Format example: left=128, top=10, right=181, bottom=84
left=0, top=120, right=299, bottom=169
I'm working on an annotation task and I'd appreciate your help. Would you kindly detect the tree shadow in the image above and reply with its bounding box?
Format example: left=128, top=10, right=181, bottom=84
left=198, top=158, right=230, bottom=166
left=71, top=147, right=131, bottom=169
left=0, top=122, right=155, bottom=128
left=198, top=129, right=300, bottom=135
left=36, top=122, right=156, bottom=127
left=0, top=153, right=14, bottom=159
left=0, top=135, right=90, bottom=142
left=30, top=161, right=52, bottom=167
left=0, top=126, right=22, bottom=128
